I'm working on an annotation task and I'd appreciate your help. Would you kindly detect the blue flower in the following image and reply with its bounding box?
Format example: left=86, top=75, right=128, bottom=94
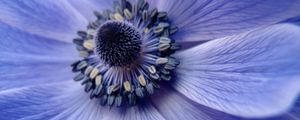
left=0, top=0, right=300, bottom=120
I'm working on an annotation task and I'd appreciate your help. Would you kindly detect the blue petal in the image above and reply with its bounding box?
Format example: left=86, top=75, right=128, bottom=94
left=0, top=0, right=87, bottom=42
left=0, top=81, right=164, bottom=120
left=0, top=22, right=77, bottom=91
left=54, top=94, right=165, bottom=120
left=174, top=24, right=300, bottom=118
left=0, top=82, right=72, bottom=120
left=152, top=0, right=300, bottom=42
left=67, top=0, right=114, bottom=21
left=151, top=87, right=239, bottom=120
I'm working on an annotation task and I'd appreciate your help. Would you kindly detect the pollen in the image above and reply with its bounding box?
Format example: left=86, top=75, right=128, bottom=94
left=123, top=81, right=131, bottom=92
left=83, top=40, right=94, bottom=50
left=138, top=75, right=147, bottom=86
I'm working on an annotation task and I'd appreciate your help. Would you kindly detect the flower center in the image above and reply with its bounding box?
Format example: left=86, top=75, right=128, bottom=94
left=95, top=21, right=141, bottom=66
left=71, top=0, right=181, bottom=107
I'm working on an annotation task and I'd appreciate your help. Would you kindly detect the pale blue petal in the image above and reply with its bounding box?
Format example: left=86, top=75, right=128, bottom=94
left=0, top=0, right=87, bottom=42
left=0, top=22, right=77, bottom=91
left=152, top=0, right=300, bottom=42
left=174, top=24, right=300, bottom=118
left=151, top=87, right=239, bottom=120
left=67, top=0, right=114, bottom=21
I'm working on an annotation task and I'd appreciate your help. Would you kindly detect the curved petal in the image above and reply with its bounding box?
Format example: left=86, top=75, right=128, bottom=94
left=0, top=81, right=165, bottom=120
left=0, top=22, right=78, bottom=91
left=174, top=24, right=300, bottom=118
left=0, top=0, right=87, bottom=42
left=151, top=86, right=239, bottom=120
left=67, top=0, right=114, bottom=21
left=151, top=0, right=300, bottom=42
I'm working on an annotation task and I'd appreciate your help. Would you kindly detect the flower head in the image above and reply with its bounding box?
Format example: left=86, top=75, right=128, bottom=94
left=1, top=0, right=300, bottom=120
left=71, top=0, right=180, bottom=106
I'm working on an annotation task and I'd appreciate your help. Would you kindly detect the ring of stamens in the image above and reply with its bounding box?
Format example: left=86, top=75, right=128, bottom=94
left=71, top=0, right=180, bottom=106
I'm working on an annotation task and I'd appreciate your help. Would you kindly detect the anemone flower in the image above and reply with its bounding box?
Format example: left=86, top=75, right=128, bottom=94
left=1, top=0, right=300, bottom=120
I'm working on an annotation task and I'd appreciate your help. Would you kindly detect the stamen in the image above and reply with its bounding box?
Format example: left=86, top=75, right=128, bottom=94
left=115, top=96, right=122, bottom=106
left=159, top=37, right=171, bottom=44
left=95, top=75, right=102, bottom=86
left=84, top=66, right=93, bottom=75
left=159, top=43, right=170, bottom=51
left=146, top=83, right=154, bottom=94
left=114, top=13, right=124, bottom=21
left=90, top=68, right=99, bottom=79
left=124, top=9, right=132, bottom=19
left=148, top=66, right=156, bottom=74
left=156, top=58, right=168, bottom=65
left=76, top=61, right=88, bottom=70
left=83, top=40, right=94, bottom=51
left=71, top=0, right=181, bottom=107
left=107, top=84, right=120, bottom=94
left=138, top=75, right=147, bottom=86
left=123, top=81, right=132, bottom=92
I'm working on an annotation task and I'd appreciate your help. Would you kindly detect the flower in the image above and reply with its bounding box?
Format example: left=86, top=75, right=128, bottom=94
left=0, top=0, right=300, bottom=120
